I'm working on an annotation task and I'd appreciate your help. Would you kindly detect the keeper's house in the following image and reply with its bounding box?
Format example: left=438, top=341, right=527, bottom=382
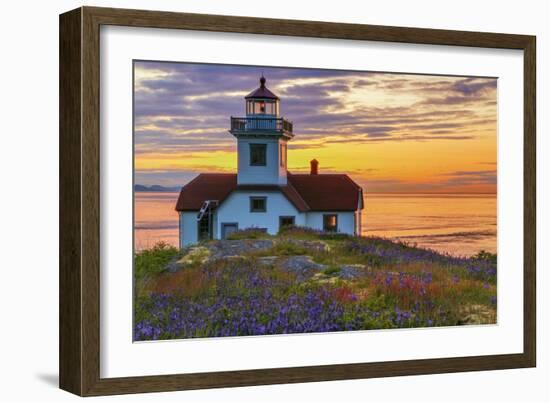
left=175, top=76, right=364, bottom=247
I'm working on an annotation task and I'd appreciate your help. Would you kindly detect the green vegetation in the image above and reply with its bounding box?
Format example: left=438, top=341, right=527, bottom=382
left=322, top=266, right=342, bottom=276
left=134, top=226, right=497, bottom=340
left=135, top=242, right=180, bottom=281
left=226, top=228, right=273, bottom=240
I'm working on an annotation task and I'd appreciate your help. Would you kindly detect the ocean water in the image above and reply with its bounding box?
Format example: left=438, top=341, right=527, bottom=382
left=363, top=193, right=496, bottom=257
left=134, top=192, right=496, bottom=257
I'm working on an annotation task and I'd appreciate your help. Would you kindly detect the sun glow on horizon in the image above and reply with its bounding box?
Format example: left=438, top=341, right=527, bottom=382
left=134, top=62, right=496, bottom=194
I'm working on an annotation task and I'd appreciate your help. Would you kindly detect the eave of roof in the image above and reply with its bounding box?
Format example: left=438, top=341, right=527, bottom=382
left=244, top=86, right=279, bottom=100
left=175, top=173, right=236, bottom=211
left=235, top=183, right=309, bottom=212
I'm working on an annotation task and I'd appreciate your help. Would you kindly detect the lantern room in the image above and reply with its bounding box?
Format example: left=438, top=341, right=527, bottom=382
left=245, top=76, right=280, bottom=117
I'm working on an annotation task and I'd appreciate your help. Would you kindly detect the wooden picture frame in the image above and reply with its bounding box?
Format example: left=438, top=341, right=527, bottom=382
left=59, top=6, right=536, bottom=396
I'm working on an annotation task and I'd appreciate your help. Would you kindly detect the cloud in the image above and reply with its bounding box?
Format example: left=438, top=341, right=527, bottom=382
left=363, top=135, right=476, bottom=143
left=439, top=170, right=497, bottom=186
left=134, top=61, right=497, bottom=188
left=417, top=78, right=497, bottom=107
left=359, top=169, right=497, bottom=194
left=452, top=78, right=497, bottom=96
left=134, top=170, right=200, bottom=187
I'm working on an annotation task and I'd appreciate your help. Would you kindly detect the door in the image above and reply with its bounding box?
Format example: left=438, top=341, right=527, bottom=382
left=198, top=214, right=212, bottom=241
left=221, top=223, right=238, bottom=239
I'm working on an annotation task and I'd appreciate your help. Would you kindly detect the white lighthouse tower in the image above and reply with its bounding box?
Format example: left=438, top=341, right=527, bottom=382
left=176, top=75, right=363, bottom=246
left=229, top=76, right=294, bottom=185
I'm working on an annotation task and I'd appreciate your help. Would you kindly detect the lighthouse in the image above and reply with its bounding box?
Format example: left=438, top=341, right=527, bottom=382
left=229, top=76, right=293, bottom=186
left=176, top=75, right=364, bottom=246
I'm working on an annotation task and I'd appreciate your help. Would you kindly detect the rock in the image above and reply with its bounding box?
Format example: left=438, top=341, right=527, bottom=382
left=165, top=246, right=210, bottom=272
left=208, top=239, right=274, bottom=259
left=257, top=256, right=278, bottom=266
left=459, top=304, right=496, bottom=325
left=278, top=255, right=326, bottom=281
left=164, top=239, right=331, bottom=274
left=165, top=256, right=184, bottom=273
left=178, top=246, right=210, bottom=265
left=224, top=255, right=248, bottom=260
left=285, top=239, right=330, bottom=253
left=337, top=264, right=365, bottom=280
left=312, top=272, right=339, bottom=285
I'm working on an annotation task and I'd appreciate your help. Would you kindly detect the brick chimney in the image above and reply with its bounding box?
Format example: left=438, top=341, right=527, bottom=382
left=310, top=159, right=319, bottom=175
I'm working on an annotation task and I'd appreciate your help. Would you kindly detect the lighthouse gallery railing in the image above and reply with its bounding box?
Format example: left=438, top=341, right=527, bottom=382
left=230, top=117, right=293, bottom=134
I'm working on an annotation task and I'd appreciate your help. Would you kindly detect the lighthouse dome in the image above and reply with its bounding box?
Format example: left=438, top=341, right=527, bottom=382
left=245, top=75, right=280, bottom=100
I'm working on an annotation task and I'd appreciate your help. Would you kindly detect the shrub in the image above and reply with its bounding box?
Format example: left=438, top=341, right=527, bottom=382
left=226, top=227, right=272, bottom=240
left=322, top=266, right=341, bottom=276
left=150, top=265, right=214, bottom=297
left=278, top=225, right=351, bottom=241
left=269, top=240, right=308, bottom=256
left=135, top=242, right=179, bottom=282
left=473, top=250, right=497, bottom=264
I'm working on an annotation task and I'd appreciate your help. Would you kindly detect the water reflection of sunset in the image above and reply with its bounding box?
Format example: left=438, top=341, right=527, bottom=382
left=134, top=192, right=496, bottom=257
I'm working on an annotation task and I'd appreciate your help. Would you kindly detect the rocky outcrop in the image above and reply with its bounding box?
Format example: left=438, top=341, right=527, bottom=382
left=459, top=304, right=497, bottom=325
left=208, top=239, right=274, bottom=259
left=284, top=239, right=330, bottom=253
left=167, top=240, right=273, bottom=271
left=337, top=264, right=364, bottom=280
left=277, top=255, right=326, bottom=281
left=166, top=239, right=364, bottom=281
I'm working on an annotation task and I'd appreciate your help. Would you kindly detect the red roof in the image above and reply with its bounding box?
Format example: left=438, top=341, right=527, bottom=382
left=175, top=174, right=236, bottom=211
left=175, top=173, right=363, bottom=212
left=288, top=173, right=363, bottom=211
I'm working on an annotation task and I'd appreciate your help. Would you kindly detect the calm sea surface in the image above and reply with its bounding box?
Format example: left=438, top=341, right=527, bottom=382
left=134, top=192, right=496, bottom=257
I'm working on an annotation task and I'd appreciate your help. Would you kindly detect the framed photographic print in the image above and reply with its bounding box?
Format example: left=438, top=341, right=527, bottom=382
left=59, top=6, right=536, bottom=396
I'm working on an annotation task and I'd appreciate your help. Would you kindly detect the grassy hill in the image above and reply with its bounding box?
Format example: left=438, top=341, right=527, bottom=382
left=134, top=226, right=497, bottom=341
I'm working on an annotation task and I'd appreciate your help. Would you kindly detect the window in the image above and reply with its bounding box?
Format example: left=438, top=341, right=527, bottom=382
left=250, top=197, right=267, bottom=212
left=279, top=216, right=295, bottom=228
left=280, top=143, right=287, bottom=167
left=323, top=214, right=338, bottom=232
left=250, top=143, right=266, bottom=166
left=265, top=102, right=276, bottom=115
left=251, top=100, right=277, bottom=115
left=253, top=101, right=266, bottom=114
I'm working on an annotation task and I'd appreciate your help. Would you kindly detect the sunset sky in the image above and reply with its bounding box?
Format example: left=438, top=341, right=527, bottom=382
left=134, top=61, right=497, bottom=193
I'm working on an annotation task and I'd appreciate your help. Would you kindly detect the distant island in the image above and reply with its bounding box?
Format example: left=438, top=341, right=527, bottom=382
left=134, top=184, right=182, bottom=192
